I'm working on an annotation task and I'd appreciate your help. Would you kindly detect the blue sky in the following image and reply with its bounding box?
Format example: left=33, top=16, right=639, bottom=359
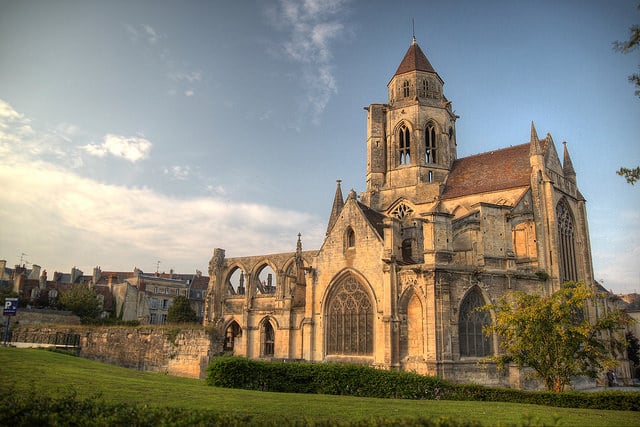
left=0, top=0, right=638, bottom=293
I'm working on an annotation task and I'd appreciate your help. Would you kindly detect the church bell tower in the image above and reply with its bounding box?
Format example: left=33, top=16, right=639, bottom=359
left=362, top=38, right=458, bottom=212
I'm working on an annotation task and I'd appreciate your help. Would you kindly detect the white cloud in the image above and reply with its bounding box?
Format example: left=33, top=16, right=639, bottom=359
left=164, top=165, right=191, bottom=180
left=125, top=23, right=162, bottom=45
left=142, top=24, right=160, bottom=44
left=169, top=71, right=202, bottom=83
left=184, top=89, right=194, bottom=97
left=0, top=159, right=323, bottom=273
left=83, top=134, right=152, bottom=162
left=269, top=0, right=350, bottom=123
left=0, top=99, right=325, bottom=274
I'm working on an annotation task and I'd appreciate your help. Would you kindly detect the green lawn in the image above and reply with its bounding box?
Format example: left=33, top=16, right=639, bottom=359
left=0, top=347, right=636, bottom=426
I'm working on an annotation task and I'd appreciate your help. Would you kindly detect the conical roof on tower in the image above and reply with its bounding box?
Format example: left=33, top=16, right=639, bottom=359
left=326, top=180, right=344, bottom=235
left=393, top=37, right=437, bottom=77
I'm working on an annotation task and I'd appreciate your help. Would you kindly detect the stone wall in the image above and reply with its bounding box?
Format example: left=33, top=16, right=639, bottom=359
left=15, top=308, right=81, bottom=325
left=11, top=325, right=221, bottom=379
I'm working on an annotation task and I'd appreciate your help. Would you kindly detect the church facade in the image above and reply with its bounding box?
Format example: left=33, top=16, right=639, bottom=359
left=203, top=39, right=597, bottom=387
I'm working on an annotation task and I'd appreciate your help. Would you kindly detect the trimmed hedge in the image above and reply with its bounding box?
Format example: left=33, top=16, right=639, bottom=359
left=206, top=357, right=446, bottom=399
left=206, top=357, right=640, bottom=411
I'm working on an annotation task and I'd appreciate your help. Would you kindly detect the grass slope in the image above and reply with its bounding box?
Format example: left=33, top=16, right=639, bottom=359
left=0, top=348, right=636, bottom=426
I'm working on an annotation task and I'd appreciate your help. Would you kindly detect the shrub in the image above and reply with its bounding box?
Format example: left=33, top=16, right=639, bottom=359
left=206, top=357, right=640, bottom=411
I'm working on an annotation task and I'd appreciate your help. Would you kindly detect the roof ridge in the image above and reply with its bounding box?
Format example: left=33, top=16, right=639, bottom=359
left=455, top=143, right=529, bottom=162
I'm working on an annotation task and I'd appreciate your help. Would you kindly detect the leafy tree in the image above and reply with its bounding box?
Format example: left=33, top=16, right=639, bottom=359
left=167, top=296, right=198, bottom=323
left=58, top=285, right=101, bottom=319
left=613, top=7, right=639, bottom=184
left=483, top=281, right=630, bottom=392
left=613, top=4, right=640, bottom=97
left=627, top=331, right=640, bottom=378
left=617, top=166, right=640, bottom=185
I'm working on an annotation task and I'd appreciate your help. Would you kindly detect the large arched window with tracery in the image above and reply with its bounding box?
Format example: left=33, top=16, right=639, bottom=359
left=326, top=275, right=373, bottom=355
left=458, top=287, right=492, bottom=357
left=399, top=124, right=411, bottom=165
left=557, top=199, right=578, bottom=283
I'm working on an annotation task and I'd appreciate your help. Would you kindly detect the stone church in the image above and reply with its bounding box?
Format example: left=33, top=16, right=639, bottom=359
left=204, top=38, right=597, bottom=387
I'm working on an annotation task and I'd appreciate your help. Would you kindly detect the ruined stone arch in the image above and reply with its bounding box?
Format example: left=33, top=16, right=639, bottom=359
left=259, top=316, right=277, bottom=357
left=251, top=260, right=278, bottom=296
left=323, top=270, right=376, bottom=356
left=282, top=258, right=297, bottom=296
left=225, top=265, right=248, bottom=296
left=457, top=285, right=493, bottom=358
left=223, top=319, right=242, bottom=352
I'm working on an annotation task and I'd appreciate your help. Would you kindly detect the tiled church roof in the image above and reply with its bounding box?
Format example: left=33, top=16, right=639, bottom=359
left=441, top=143, right=532, bottom=200
left=393, top=39, right=437, bottom=76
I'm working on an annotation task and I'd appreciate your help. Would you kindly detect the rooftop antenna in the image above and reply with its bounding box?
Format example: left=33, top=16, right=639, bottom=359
left=19, top=252, right=29, bottom=267
left=156, top=260, right=161, bottom=274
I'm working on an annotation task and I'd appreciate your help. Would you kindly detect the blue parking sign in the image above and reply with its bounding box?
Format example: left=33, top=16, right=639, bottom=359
left=3, top=298, right=18, bottom=316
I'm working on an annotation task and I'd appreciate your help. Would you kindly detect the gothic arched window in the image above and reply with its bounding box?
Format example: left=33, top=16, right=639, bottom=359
left=557, top=200, right=578, bottom=283
left=224, top=321, right=242, bottom=352
left=425, top=124, right=437, bottom=164
left=402, top=80, right=410, bottom=97
left=261, top=320, right=275, bottom=357
left=345, top=227, right=355, bottom=249
left=327, top=275, right=373, bottom=355
left=399, top=124, right=411, bottom=165
left=458, top=287, right=492, bottom=357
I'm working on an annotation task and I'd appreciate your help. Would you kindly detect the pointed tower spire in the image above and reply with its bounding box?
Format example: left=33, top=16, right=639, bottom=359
left=393, top=38, right=437, bottom=77
left=296, top=233, right=303, bottom=257
left=529, top=121, right=542, bottom=156
left=562, top=141, right=576, bottom=182
left=326, top=180, right=344, bottom=235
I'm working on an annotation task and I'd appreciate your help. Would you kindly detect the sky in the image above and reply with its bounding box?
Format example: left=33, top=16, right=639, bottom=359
left=0, top=0, right=638, bottom=293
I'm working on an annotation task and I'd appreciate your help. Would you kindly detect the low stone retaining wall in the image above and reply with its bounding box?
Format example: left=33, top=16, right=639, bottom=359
left=10, top=325, right=222, bottom=379
left=15, top=309, right=81, bottom=325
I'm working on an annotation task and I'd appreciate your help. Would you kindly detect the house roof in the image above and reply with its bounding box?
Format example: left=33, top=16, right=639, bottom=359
left=393, top=39, right=437, bottom=77
left=441, top=143, right=532, bottom=200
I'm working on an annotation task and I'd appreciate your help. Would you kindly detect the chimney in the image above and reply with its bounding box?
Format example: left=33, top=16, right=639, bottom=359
left=92, top=266, right=101, bottom=285
left=28, top=264, right=41, bottom=280
left=40, top=270, right=47, bottom=289
left=71, top=267, right=83, bottom=283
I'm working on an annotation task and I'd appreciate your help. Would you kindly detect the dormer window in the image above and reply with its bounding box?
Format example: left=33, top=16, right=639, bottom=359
left=402, top=80, right=410, bottom=98
left=425, top=124, right=437, bottom=164
left=399, top=124, right=411, bottom=165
